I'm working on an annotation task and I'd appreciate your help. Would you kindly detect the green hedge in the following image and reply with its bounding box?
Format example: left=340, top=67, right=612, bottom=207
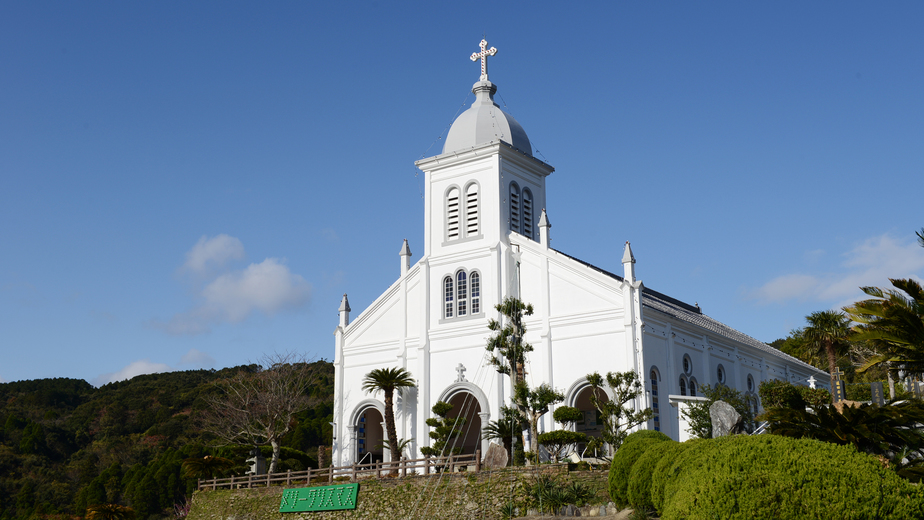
left=626, top=440, right=677, bottom=511
left=658, top=435, right=924, bottom=519
left=607, top=430, right=670, bottom=506
left=649, top=438, right=710, bottom=513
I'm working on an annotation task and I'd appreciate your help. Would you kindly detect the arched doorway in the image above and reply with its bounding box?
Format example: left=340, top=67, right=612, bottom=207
left=356, top=407, right=384, bottom=464
left=446, top=392, right=482, bottom=456
left=572, top=385, right=608, bottom=458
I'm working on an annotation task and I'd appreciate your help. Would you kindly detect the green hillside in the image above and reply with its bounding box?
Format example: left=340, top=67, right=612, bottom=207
left=0, top=361, right=334, bottom=519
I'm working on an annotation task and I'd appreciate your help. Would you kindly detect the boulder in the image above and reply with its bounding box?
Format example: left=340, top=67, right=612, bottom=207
left=710, top=400, right=744, bottom=437
left=482, top=442, right=509, bottom=469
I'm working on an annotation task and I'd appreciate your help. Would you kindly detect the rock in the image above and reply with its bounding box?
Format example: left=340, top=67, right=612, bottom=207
left=710, top=400, right=744, bottom=437
left=482, top=442, right=509, bottom=469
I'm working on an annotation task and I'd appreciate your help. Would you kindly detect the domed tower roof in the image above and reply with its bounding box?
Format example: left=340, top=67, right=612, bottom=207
left=442, top=80, right=532, bottom=157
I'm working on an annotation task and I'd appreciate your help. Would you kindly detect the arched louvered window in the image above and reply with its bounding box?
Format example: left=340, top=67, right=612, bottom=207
left=443, top=276, right=454, bottom=318
left=465, top=183, right=479, bottom=237
left=509, top=183, right=520, bottom=233
left=442, top=269, right=482, bottom=320
left=456, top=271, right=468, bottom=316
left=470, top=272, right=480, bottom=314
left=446, top=187, right=460, bottom=240
left=522, top=188, right=533, bottom=239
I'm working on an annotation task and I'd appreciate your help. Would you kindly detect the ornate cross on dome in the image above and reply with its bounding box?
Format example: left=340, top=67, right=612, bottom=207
left=455, top=363, right=467, bottom=382
left=470, top=39, right=497, bottom=81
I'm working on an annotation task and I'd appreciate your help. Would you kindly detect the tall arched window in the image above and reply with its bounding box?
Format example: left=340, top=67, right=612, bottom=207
left=509, top=183, right=521, bottom=233
left=522, top=188, right=533, bottom=239
left=689, top=379, right=698, bottom=397
left=443, top=276, right=454, bottom=318
left=465, top=183, right=479, bottom=237
left=679, top=376, right=687, bottom=396
left=456, top=271, right=468, bottom=317
left=650, top=368, right=661, bottom=432
left=443, top=269, right=482, bottom=320
left=446, top=187, right=460, bottom=240
left=470, top=272, right=481, bottom=314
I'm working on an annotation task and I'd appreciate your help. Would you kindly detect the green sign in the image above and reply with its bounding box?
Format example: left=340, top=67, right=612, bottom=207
left=279, top=483, right=359, bottom=512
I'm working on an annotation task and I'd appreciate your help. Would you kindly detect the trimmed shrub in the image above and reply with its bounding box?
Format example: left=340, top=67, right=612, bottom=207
left=620, top=429, right=671, bottom=447
left=649, top=438, right=709, bottom=513
left=659, top=435, right=924, bottom=519
left=626, top=440, right=677, bottom=511
left=607, top=430, right=670, bottom=506
left=758, top=379, right=805, bottom=410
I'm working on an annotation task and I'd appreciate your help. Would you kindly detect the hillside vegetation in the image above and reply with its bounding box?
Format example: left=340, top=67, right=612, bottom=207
left=0, top=361, right=334, bottom=519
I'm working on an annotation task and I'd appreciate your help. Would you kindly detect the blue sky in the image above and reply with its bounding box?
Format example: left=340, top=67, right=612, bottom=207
left=2, top=2, right=922, bottom=385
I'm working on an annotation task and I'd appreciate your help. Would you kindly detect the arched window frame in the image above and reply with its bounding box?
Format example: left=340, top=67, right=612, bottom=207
left=522, top=188, right=534, bottom=239
left=679, top=376, right=688, bottom=396
left=464, top=181, right=480, bottom=238
left=509, top=182, right=521, bottom=234
left=649, top=366, right=661, bottom=432
left=445, top=185, right=461, bottom=241
left=689, top=378, right=698, bottom=397
left=441, top=268, right=484, bottom=321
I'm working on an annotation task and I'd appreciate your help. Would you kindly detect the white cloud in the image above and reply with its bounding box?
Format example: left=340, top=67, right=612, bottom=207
left=153, top=257, right=311, bottom=335
left=182, top=234, right=245, bottom=274
left=179, top=348, right=216, bottom=368
left=750, top=233, right=924, bottom=305
left=93, top=359, right=172, bottom=386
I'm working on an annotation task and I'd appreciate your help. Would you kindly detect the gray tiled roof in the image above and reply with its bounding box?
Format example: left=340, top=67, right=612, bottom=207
left=551, top=248, right=823, bottom=374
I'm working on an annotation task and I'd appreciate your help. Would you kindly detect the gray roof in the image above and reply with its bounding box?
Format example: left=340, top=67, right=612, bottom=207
left=443, top=81, right=532, bottom=157
left=551, top=248, right=821, bottom=374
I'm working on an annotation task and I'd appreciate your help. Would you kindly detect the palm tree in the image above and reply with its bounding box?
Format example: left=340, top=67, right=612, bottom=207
left=803, top=310, right=852, bottom=396
left=85, top=504, right=135, bottom=520
left=181, top=455, right=235, bottom=479
left=361, top=367, right=416, bottom=467
left=846, top=278, right=924, bottom=390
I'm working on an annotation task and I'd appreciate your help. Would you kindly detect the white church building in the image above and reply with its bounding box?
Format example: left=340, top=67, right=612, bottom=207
left=331, top=40, right=826, bottom=466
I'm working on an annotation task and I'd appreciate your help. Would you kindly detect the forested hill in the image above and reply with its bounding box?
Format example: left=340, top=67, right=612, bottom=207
left=0, top=361, right=334, bottom=519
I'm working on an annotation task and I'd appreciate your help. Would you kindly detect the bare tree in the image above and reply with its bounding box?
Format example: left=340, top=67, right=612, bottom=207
left=201, top=352, right=319, bottom=474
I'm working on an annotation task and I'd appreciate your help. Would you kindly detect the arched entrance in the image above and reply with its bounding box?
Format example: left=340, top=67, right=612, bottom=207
left=571, top=384, right=609, bottom=458
left=355, top=406, right=384, bottom=464
left=446, top=392, right=482, bottom=456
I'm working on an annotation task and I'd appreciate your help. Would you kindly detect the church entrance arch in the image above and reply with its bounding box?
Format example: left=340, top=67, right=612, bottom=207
left=566, top=378, right=610, bottom=458
left=350, top=400, right=385, bottom=465
left=436, top=382, right=490, bottom=456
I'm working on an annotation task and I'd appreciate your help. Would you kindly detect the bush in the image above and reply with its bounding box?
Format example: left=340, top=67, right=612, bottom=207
left=626, top=440, right=677, bottom=511
left=608, top=430, right=670, bottom=506
left=682, top=384, right=756, bottom=438
left=758, top=379, right=806, bottom=410
left=658, top=435, right=924, bottom=519
left=649, top=438, right=709, bottom=513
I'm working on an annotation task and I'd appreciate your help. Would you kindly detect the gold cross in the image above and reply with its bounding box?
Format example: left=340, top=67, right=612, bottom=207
left=470, top=39, right=498, bottom=81
left=833, top=367, right=845, bottom=381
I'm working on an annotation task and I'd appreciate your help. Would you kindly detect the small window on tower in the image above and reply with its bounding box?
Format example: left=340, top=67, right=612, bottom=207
left=522, top=188, right=533, bottom=239
left=470, top=272, right=481, bottom=314
left=456, top=271, right=468, bottom=316
left=509, top=183, right=520, bottom=233
left=465, top=183, right=479, bottom=237
left=446, top=187, right=460, bottom=240
left=443, top=276, right=454, bottom=318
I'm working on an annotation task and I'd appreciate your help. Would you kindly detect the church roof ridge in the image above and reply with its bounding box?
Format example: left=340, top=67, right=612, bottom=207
left=551, top=247, right=822, bottom=375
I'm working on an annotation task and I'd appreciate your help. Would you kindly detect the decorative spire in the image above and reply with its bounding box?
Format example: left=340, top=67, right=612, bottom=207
left=470, top=39, right=497, bottom=82
left=399, top=239, right=412, bottom=276
left=339, top=294, right=351, bottom=328
left=622, top=241, right=636, bottom=283
left=538, top=209, right=551, bottom=248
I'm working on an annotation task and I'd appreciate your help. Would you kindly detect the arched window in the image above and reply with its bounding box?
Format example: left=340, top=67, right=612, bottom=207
left=522, top=188, right=534, bottom=239
left=456, top=271, right=468, bottom=317
left=689, top=378, right=698, bottom=397
left=443, top=276, right=454, bottom=318
left=465, top=183, right=479, bottom=237
left=446, top=187, right=460, bottom=240
left=509, top=183, right=521, bottom=233
left=650, top=368, right=661, bottom=432
left=443, top=269, right=482, bottom=320
left=470, top=272, right=481, bottom=314
left=679, top=376, right=687, bottom=396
